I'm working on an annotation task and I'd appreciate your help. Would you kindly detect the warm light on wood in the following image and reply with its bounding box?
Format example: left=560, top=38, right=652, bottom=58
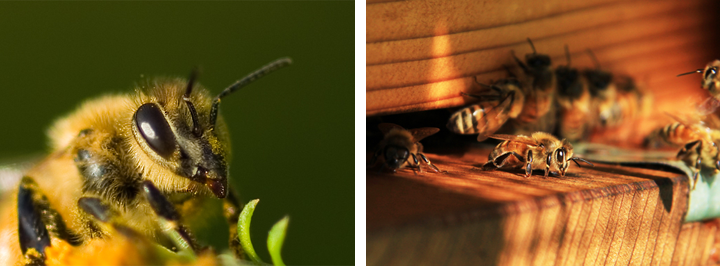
left=366, top=0, right=720, bottom=264
left=366, top=0, right=717, bottom=116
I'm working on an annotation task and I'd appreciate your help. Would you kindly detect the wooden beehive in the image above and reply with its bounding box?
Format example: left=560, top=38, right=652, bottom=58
left=366, top=0, right=720, bottom=265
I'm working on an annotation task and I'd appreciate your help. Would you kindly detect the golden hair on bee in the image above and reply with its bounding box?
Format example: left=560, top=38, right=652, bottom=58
left=0, top=58, right=292, bottom=265
left=483, top=132, right=593, bottom=178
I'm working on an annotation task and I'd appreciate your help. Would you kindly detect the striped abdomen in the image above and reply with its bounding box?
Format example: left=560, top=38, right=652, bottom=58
left=656, top=123, right=702, bottom=146
left=447, top=101, right=510, bottom=141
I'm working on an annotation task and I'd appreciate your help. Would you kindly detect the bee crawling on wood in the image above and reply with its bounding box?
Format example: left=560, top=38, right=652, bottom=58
left=0, top=58, right=292, bottom=265
left=483, top=132, right=593, bottom=178
left=369, top=123, right=441, bottom=174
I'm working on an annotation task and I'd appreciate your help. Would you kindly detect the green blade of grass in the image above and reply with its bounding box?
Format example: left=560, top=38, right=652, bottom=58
left=267, top=216, right=289, bottom=266
left=237, top=199, right=263, bottom=264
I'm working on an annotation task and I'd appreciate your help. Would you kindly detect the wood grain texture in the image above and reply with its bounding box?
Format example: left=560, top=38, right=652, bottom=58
left=366, top=0, right=719, bottom=116
left=366, top=148, right=720, bottom=265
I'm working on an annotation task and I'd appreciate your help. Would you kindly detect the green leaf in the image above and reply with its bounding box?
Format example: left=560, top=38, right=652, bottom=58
left=267, top=216, right=289, bottom=266
left=237, top=199, right=263, bottom=264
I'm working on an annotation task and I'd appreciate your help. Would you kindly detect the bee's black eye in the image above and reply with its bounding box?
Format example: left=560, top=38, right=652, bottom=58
left=705, top=67, right=717, bottom=80
left=135, top=103, right=177, bottom=158
left=556, top=149, right=565, bottom=162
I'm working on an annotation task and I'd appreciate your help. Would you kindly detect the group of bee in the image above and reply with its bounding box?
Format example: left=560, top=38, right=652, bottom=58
left=0, top=58, right=292, bottom=265
left=369, top=38, right=720, bottom=184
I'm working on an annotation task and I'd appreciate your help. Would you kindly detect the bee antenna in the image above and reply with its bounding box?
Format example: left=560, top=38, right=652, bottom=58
left=587, top=49, right=601, bottom=69
left=183, top=68, right=202, bottom=137
left=677, top=69, right=703, bottom=77
left=564, top=45, right=571, bottom=66
left=526, top=38, right=537, bottom=54
left=473, top=76, right=492, bottom=88
left=570, top=157, right=594, bottom=167
left=209, top=57, right=292, bottom=127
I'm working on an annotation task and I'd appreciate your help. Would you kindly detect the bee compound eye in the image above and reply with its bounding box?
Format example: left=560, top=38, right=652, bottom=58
left=135, top=103, right=177, bottom=158
left=556, top=149, right=565, bottom=162
left=398, top=149, right=409, bottom=160
left=705, top=68, right=717, bottom=80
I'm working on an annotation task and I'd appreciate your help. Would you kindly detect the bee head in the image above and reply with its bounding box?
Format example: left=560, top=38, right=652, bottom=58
left=523, top=38, right=551, bottom=70
left=525, top=54, right=551, bottom=70
left=584, top=69, right=613, bottom=96
left=702, top=61, right=720, bottom=91
left=133, top=75, right=231, bottom=198
left=132, top=58, right=291, bottom=199
left=383, top=145, right=410, bottom=169
left=555, top=66, right=582, bottom=98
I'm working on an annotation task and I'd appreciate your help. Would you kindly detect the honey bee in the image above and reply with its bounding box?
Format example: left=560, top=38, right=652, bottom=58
left=0, top=58, right=292, bottom=265
left=555, top=45, right=591, bottom=141
left=369, top=123, right=441, bottom=173
left=611, top=75, right=653, bottom=124
left=483, top=132, right=593, bottom=178
left=678, top=59, right=720, bottom=96
left=678, top=60, right=720, bottom=115
left=446, top=77, right=525, bottom=141
left=583, top=50, right=620, bottom=129
left=644, top=114, right=720, bottom=188
left=510, top=38, right=557, bottom=134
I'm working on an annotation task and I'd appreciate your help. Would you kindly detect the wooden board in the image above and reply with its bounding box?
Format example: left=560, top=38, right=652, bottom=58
left=366, top=0, right=720, bottom=116
left=366, top=148, right=720, bottom=265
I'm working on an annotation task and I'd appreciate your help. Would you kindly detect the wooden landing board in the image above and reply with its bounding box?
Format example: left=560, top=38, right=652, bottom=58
left=366, top=149, right=719, bottom=265
left=366, top=0, right=719, bottom=116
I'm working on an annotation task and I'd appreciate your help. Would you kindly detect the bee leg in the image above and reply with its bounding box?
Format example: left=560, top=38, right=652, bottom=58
left=502, top=64, right=517, bottom=78
left=418, top=153, right=441, bottom=173
left=482, top=161, right=496, bottom=170
left=17, top=177, right=51, bottom=263
left=677, top=140, right=701, bottom=189
left=693, top=141, right=705, bottom=189
left=525, top=150, right=533, bottom=178
left=411, top=153, right=422, bottom=174
left=221, top=187, right=245, bottom=259
left=17, top=177, right=83, bottom=263
left=511, top=50, right=529, bottom=74
left=141, top=181, right=201, bottom=253
left=544, top=165, right=550, bottom=178
left=77, top=197, right=145, bottom=241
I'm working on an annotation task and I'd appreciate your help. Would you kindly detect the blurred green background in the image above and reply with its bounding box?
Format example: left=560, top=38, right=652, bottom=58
left=0, top=2, right=354, bottom=265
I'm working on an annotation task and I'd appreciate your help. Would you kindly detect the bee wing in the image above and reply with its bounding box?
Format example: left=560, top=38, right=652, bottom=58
left=410, top=127, right=440, bottom=142
left=696, top=96, right=720, bottom=116
left=664, top=112, right=699, bottom=128
left=486, top=134, right=539, bottom=146
left=378, top=123, right=404, bottom=135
